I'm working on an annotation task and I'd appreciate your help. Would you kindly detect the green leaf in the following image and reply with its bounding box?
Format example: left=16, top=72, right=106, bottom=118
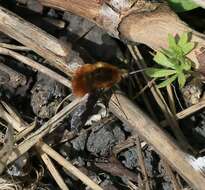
left=183, top=59, right=192, bottom=71
left=178, top=58, right=192, bottom=72
left=172, top=45, right=185, bottom=57
left=145, top=68, right=177, bottom=78
left=157, top=75, right=177, bottom=88
left=167, top=0, right=199, bottom=12
left=154, top=52, right=175, bottom=69
left=168, top=34, right=177, bottom=49
left=181, top=42, right=195, bottom=55
left=161, top=48, right=174, bottom=58
left=174, top=63, right=183, bottom=73
left=178, top=32, right=188, bottom=47
left=167, top=34, right=184, bottom=56
left=177, top=72, right=186, bottom=88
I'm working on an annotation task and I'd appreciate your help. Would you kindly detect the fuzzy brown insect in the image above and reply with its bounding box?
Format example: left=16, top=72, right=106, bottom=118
left=71, top=62, right=124, bottom=97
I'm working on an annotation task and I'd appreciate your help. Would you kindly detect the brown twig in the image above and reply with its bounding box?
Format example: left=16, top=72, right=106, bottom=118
left=0, top=43, right=31, bottom=51
left=166, top=85, right=176, bottom=115
left=135, top=136, right=151, bottom=190
left=113, top=136, right=137, bottom=155
left=39, top=0, right=205, bottom=69
left=160, top=99, right=205, bottom=127
left=0, top=101, right=27, bottom=131
left=0, top=46, right=71, bottom=88
left=109, top=92, right=205, bottom=190
left=1, top=100, right=100, bottom=190
left=35, top=146, right=70, bottom=190
left=7, top=97, right=85, bottom=164
left=0, top=6, right=72, bottom=75
left=37, top=141, right=103, bottom=190
left=95, top=157, right=138, bottom=182
left=129, top=45, right=191, bottom=151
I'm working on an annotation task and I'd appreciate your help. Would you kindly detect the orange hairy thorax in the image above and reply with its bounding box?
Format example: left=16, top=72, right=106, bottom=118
left=71, top=62, right=124, bottom=97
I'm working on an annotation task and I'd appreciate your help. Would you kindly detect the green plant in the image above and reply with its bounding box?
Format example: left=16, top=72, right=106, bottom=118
left=146, top=32, right=196, bottom=88
left=167, top=0, right=199, bottom=12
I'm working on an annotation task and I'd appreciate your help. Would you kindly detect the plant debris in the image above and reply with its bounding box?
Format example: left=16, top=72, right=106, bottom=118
left=0, top=1, right=205, bottom=190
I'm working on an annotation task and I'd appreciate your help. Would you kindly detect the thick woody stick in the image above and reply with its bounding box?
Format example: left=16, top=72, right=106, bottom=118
left=109, top=93, right=205, bottom=190
left=0, top=6, right=72, bottom=75
left=39, top=0, right=205, bottom=68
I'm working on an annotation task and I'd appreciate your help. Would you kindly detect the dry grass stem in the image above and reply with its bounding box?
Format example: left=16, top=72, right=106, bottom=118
left=0, top=100, right=100, bottom=190
left=0, top=102, right=27, bottom=131
left=0, top=123, right=13, bottom=174
left=0, top=6, right=71, bottom=74
left=132, top=66, right=158, bottom=123
left=15, top=121, right=36, bottom=142
left=161, top=99, right=205, bottom=127
left=166, top=85, right=176, bottom=114
left=0, top=177, right=22, bottom=190
left=113, top=137, right=136, bottom=155
left=7, top=97, right=85, bottom=164
left=109, top=92, right=205, bottom=190
left=0, top=43, right=31, bottom=51
left=177, top=99, right=205, bottom=119
left=37, top=141, right=103, bottom=190
left=135, top=136, right=151, bottom=190
left=129, top=45, right=191, bottom=150
left=0, top=46, right=71, bottom=88
left=36, top=146, right=70, bottom=190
